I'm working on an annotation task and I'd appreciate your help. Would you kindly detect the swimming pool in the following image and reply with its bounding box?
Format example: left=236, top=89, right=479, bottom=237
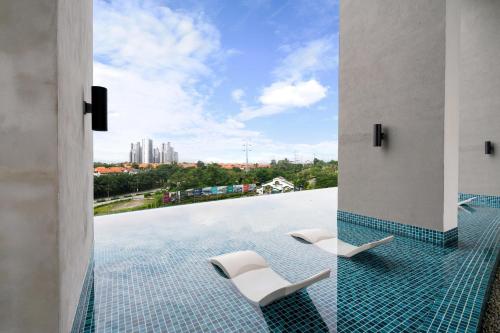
left=76, top=188, right=500, bottom=332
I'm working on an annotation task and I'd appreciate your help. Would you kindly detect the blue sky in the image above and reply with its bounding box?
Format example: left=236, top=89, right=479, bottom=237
left=93, top=0, right=339, bottom=163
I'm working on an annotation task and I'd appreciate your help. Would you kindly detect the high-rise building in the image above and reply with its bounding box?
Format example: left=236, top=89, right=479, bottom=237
left=141, top=139, right=152, bottom=163
left=136, top=141, right=142, bottom=163
left=129, top=141, right=142, bottom=164
left=147, top=139, right=153, bottom=163
left=166, top=142, right=173, bottom=163
left=153, top=147, right=160, bottom=163
left=160, top=143, right=167, bottom=163
left=129, top=140, right=178, bottom=164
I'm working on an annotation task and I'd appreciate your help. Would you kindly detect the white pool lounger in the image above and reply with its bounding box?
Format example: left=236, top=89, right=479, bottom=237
left=288, top=228, right=394, bottom=258
left=458, top=197, right=477, bottom=206
left=209, top=250, right=330, bottom=307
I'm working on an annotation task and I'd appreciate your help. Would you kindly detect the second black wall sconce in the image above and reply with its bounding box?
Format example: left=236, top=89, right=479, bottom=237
left=373, top=124, right=385, bottom=147
left=485, top=141, right=494, bottom=155
left=84, top=86, right=108, bottom=132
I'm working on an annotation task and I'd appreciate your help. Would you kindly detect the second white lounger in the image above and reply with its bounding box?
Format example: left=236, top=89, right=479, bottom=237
left=288, top=228, right=394, bottom=258
left=209, top=250, right=330, bottom=307
left=458, top=197, right=477, bottom=206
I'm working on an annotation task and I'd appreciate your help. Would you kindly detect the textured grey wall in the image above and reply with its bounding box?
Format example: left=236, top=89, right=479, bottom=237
left=459, top=0, right=500, bottom=196
left=57, top=0, right=93, bottom=332
left=338, top=0, right=459, bottom=231
left=0, top=0, right=93, bottom=332
left=0, top=1, right=60, bottom=331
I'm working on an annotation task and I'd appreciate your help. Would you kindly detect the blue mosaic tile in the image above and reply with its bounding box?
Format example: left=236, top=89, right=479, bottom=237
left=76, top=191, right=500, bottom=333
left=459, top=192, right=500, bottom=208
left=71, top=252, right=95, bottom=333
left=337, top=210, right=458, bottom=246
left=419, top=214, right=500, bottom=332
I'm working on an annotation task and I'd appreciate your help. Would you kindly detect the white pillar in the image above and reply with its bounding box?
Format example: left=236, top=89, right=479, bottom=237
left=338, top=0, right=459, bottom=241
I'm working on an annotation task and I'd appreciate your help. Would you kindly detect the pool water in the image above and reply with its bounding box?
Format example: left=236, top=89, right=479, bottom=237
left=78, top=188, right=500, bottom=332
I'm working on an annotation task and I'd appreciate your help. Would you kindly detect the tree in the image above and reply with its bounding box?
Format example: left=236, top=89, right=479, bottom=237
left=93, top=159, right=339, bottom=199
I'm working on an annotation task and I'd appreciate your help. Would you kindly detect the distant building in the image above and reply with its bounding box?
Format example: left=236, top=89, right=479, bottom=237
left=217, top=163, right=271, bottom=170
left=94, top=166, right=131, bottom=177
left=140, top=138, right=153, bottom=163
left=166, top=142, right=173, bottom=163
left=160, top=143, right=167, bottom=163
left=160, top=141, right=178, bottom=164
left=129, top=139, right=179, bottom=165
left=258, top=177, right=294, bottom=194
left=129, top=141, right=142, bottom=163
left=153, top=147, right=160, bottom=163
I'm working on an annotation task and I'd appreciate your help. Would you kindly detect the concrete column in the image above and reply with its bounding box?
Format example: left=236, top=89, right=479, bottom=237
left=0, top=0, right=93, bottom=332
left=338, top=0, right=460, bottom=234
left=459, top=0, right=500, bottom=198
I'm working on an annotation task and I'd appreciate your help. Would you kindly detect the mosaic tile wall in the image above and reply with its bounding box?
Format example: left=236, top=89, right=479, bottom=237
left=459, top=193, right=500, bottom=208
left=419, top=214, right=500, bottom=332
left=71, top=253, right=95, bottom=333
left=337, top=210, right=458, bottom=246
left=335, top=209, right=500, bottom=333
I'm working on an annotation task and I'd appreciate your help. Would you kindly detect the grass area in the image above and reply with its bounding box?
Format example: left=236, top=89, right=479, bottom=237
left=94, top=198, right=156, bottom=216
left=94, top=192, right=257, bottom=216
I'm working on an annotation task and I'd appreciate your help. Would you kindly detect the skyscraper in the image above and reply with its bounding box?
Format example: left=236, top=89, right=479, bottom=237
left=129, top=140, right=178, bottom=164
left=147, top=139, right=153, bottom=163
left=160, top=143, right=167, bottom=163
left=153, top=147, right=160, bottom=163
left=166, top=142, right=173, bottom=163
left=129, top=142, right=142, bottom=164
left=137, top=138, right=154, bottom=163
left=136, top=141, right=142, bottom=163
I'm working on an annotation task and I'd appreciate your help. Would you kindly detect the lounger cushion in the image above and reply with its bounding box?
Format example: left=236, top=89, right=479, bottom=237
left=458, top=197, right=477, bottom=206
left=210, top=250, right=269, bottom=278
left=288, top=229, right=394, bottom=258
left=287, top=228, right=336, bottom=243
left=315, top=238, right=358, bottom=256
left=232, top=268, right=290, bottom=304
left=209, top=250, right=330, bottom=306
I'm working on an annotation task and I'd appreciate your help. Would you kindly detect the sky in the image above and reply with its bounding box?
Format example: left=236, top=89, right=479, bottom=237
left=93, top=0, right=339, bottom=163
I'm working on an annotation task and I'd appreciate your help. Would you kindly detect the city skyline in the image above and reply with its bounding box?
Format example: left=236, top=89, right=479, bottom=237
left=92, top=0, right=339, bottom=163
left=129, top=139, right=179, bottom=164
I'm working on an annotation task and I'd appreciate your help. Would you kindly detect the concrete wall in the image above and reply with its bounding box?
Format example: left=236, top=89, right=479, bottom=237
left=57, top=0, right=93, bottom=332
left=459, top=0, right=500, bottom=196
left=0, top=0, right=93, bottom=332
left=0, top=1, right=59, bottom=331
left=338, top=0, right=459, bottom=232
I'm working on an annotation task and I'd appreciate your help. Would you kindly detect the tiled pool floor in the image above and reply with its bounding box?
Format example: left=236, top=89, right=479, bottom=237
left=81, top=188, right=500, bottom=332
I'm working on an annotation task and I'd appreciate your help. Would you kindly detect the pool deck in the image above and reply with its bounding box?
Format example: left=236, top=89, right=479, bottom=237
left=80, top=188, right=500, bottom=332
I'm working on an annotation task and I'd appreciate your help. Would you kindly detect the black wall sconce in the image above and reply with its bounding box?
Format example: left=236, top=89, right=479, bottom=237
left=373, top=124, right=385, bottom=147
left=84, top=86, right=108, bottom=131
left=485, top=141, right=494, bottom=155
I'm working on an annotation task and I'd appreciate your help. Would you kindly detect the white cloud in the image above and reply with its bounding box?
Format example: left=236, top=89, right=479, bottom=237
left=235, top=36, right=336, bottom=121
left=273, top=37, right=338, bottom=81
left=236, top=79, right=328, bottom=121
left=237, top=79, right=327, bottom=121
left=259, top=80, right=327, bottom=108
